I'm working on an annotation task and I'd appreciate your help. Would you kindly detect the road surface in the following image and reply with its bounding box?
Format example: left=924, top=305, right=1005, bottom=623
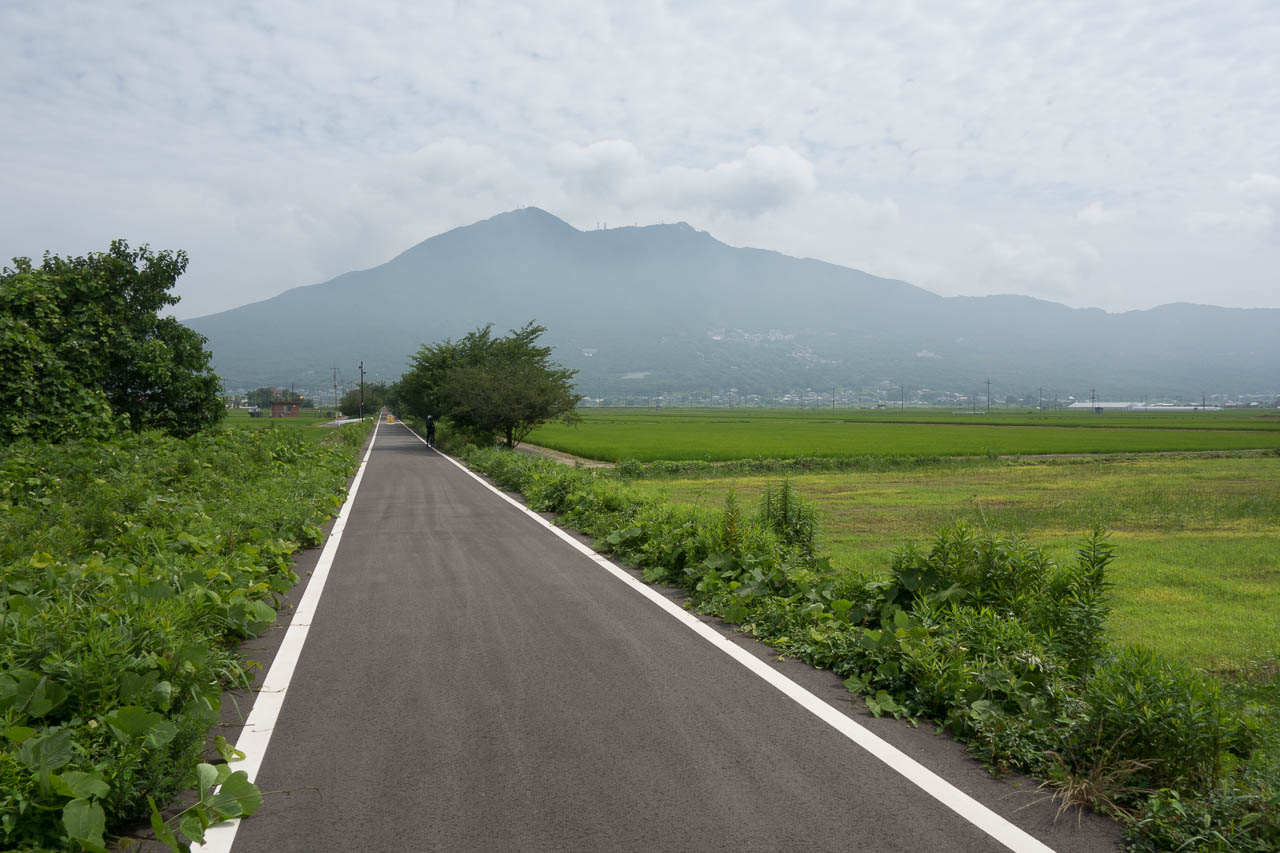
left=213, top=421, right=1121, bottom=852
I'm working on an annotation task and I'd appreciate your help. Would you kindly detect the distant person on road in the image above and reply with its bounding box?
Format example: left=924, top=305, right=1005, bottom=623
left=425, top=415, right=436, bottom=446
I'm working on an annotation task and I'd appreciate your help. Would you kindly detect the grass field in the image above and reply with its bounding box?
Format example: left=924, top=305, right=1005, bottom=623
left=222, top=408, right=361, bottom=443
left=628, top=455, right=1280, bottom=671
left=528, top=407, right=1280, bottom=461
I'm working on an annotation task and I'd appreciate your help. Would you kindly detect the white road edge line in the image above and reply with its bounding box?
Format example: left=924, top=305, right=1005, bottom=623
left=405, top=423, right=1057, bottom=853
left=196, top=416, right=382, bottom=852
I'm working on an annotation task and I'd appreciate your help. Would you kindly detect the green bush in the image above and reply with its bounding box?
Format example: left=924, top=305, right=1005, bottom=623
left=1067, top=647, right=1253, bottom=794
left=0, top=421, right=371, bottom=850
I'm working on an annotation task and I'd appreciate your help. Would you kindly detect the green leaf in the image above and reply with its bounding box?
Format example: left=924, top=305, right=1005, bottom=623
left=103, top=705, right=159, bottom=739
left=103, top=705, right=174, bottom=747
left=149, top=796, right=187, bottom=853
left=147, top=719, right=177, bottom=748
left=63, top=797, right=106, bottom=849
left=118, top=670, right=158, bottom=703
left=873, top=690, right=903, bottom=717
left=18, top=728, right=73, bottom=774
left=210, top=770, right=263, bottom=819
left=246, top=599, right=276, bottom=624
left=10, top=674, right=69, bottom=717
left=54, top=770, right=110, bottom=799
left=215, top=735, right=245, bottom=763
left=3, top=724, right=36, bottom=744
left=843, top=674, right=867, bottom=694
left=196, top=762, right=219, bottom=801
left=180, top=810, right=208, bottom=844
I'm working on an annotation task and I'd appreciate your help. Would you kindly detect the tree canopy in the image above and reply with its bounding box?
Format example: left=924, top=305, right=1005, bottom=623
left=339, top=382, right=388, bottom=418
left=397, top=322, right=581, bottom=447
left=0, top=240, right=224, bottom=443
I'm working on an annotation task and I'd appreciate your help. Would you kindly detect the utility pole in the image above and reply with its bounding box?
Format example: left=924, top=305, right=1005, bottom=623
left=986, top=379, right=991, bottom=413
left=832, top=387, right=836, bottom=410
left=358, top=361, right=366, bottom=421
left=1039, top=387, right=1043, bottom=411
left=332, top=366, right=339, bottom=414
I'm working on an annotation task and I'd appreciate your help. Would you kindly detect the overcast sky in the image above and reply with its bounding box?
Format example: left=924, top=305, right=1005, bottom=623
left=3, top=1, right=1278, bottom=319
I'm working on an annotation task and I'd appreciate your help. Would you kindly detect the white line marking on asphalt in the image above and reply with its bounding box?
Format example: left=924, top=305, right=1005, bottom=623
left=197, top=417, right=382, bottom=852
left=403, top=423, right=1056, bottom=853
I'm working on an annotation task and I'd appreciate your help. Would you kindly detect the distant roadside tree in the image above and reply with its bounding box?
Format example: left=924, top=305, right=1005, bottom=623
left=339, top=382, right=388, bottom=418
left=247, top=387, right=276, bottom=408
left=0, top=240, right=223, bottom=443
left=399, top=322, right=581, bottom=447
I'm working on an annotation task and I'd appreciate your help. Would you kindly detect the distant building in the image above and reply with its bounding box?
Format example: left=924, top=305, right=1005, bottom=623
left=1066, top=401, right=1222, bottom=412
left=271, top=400, right=302, bottom=418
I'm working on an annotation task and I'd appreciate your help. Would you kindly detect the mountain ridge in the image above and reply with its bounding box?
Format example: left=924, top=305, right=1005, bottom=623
left=186, top=208, right=1279, bottom=401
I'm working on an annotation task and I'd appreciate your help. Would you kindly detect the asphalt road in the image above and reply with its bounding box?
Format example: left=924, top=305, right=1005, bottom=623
left=226, top=422, right=1121, bottom=852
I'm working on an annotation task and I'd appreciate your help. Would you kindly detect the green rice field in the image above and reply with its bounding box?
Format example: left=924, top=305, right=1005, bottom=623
left=528, top=407, right=1280, bottom=461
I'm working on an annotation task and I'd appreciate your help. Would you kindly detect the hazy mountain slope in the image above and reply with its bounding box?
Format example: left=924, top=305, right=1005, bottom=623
left=186, top=208, right=1279, bottom=399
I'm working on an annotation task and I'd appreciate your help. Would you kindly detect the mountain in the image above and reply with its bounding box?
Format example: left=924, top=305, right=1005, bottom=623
left=186, top=208, right=1279, bottom=402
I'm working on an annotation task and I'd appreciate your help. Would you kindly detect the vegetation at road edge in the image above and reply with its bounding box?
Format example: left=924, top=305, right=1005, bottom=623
left=0, top=421, right=371, bottom=851
left=461, top=446, right=1279, bottom=852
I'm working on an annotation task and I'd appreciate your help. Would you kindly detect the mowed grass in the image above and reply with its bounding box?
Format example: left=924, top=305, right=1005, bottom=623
left=529, top=408, right=1280, bottom=461
left=628, top=455, right=1280, bottom=671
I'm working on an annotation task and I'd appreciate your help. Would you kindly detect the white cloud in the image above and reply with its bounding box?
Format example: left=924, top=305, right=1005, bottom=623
left=551, top=142, right=817, bottom=216
left=1227, top=173, right=1280, bottom=196
left=1077, top=202, right=1135, bottom=225
left=548, top=140, right=647, bottom=199
left=974, top=226, right=1102, bottom=300
left=1186, top=206, right=1275, bottom=232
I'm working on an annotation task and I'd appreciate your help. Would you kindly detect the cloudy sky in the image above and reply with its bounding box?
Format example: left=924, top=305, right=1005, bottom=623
left=3, top=0, right=1277, bottom=319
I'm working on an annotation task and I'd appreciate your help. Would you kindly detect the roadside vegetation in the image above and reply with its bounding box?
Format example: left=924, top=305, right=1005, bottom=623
left=526, top=407, right=1280, bottom=461
left=628, top=455, right=1280, bottom=669
left=0, top=421, right=371, bottom=851
left=459, top=445, right=1279, bottom=851
left=1, top=240, right=375, bottom=850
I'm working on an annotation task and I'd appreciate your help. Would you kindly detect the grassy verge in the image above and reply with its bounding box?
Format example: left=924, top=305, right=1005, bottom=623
left=461, top=446, right=1279, bottom=851
left=623, top=455, right=1280, bottom=670
left=0, top=420, right=372, bottom=851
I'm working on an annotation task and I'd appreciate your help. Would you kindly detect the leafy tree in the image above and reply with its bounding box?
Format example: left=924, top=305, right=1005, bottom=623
left=339, top=382, right=388, bottom=417
left=0, top=240, right=223, bottom=442
left=399, top=322, right=581, bottom=446
left=248, top=387, right=276, bottom=408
